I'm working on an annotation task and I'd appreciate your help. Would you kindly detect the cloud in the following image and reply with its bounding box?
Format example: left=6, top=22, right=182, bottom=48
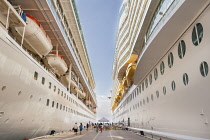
left=96, top=95, right=112, bottom=122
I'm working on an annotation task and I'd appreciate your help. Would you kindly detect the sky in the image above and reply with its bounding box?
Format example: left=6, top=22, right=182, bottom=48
left=75, top=0, right=123, bottom=121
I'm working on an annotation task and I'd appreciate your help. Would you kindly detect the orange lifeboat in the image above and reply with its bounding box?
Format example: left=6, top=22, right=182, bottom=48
left=15, top=14, right=52, bottom=57
left=43, top=53, right=68, bottom=76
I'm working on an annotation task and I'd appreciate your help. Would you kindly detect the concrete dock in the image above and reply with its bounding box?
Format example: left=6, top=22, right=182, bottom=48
left=30, top=129, right=148, bottom=140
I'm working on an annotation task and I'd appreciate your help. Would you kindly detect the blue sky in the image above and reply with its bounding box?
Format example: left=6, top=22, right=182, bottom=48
left=75, top=0, right=122, bottom=121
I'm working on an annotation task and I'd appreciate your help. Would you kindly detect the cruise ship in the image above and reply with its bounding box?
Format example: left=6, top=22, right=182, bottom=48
left=111, top=0, right=210, bottom=139
left=0, top=0, right=97, bottom=139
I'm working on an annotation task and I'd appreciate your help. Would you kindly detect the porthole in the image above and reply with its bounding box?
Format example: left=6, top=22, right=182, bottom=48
left=46, top=99, right=50, bottom=106
left=154, top=68, right=158, bottom=80
left=151, top=94, right=154, bottom=101
left=163, top=86, right=166, bottom=95
left=178, top=40, right=186, bottom=59
left=30, top=95, right=33, bottom=99
left=192, top=23, right=203, bottom=46
left=145, top=78, right=148, bottom=88
left=142, top=83, right=144, bottom=91
left=139, top=86, right=141, bottom=94
left=156, top=90, right=159, bottom=98
left=49, top=82, right=51, bottom=89
left=160, top=61, right=165, bottom=75
left=183, top=73, right=189, bottom=85
left=0, top=112, right=4, bottom=118
left=34, top=72, right=38, bottom=80
left=171, top=81, right=176, bottom=91
left=200, top=61, right=208, bottom=77
left=168, top=52, right=174, bottom=68
left=56, top=103, right=59, bottom=109
left=18, top=91, right=21, bottom=96
left=42, top=77, right=45, bottom=85
left=149, top=74, right=152, bottom=85
left=2, top=86, right=6, bottom=91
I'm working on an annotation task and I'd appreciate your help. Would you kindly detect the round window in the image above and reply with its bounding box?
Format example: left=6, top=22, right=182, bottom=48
left=192, top=23, right=203, bottom=46
left=178, top=40, right=186, bottom=59
left=183, top=73, right=189, bottom=85
left=160, top=61, right=165, bottom=75
left=200, top=61, right=208, bottom=77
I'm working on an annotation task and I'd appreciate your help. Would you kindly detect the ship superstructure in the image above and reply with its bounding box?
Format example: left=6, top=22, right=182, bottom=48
left=0, top=0, right=96, bottom=139
left=111, top=0, right=210, bottom=139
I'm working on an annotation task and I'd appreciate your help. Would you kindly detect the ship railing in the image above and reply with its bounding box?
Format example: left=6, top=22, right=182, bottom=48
left=127, top=127, right=208, bottom=140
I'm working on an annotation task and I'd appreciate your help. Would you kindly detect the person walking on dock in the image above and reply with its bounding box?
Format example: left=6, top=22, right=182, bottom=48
left=73, top=123, right=78, bottom=135
left=79, top=123, right=83, bottom=135
left=86, top=123, right=89, bottom=131
left=99, top=123, right=103, bottom=133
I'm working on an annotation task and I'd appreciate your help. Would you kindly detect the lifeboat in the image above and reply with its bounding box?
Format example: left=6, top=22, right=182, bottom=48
left=15, top=14, right=52, bottom=57
left=43, top=53, right=68, bottom=76
left=126, top=63, right=136, bottom=78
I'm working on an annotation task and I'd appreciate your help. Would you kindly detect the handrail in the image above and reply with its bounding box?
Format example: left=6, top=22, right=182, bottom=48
left=128, top=127, right=209, bottom=140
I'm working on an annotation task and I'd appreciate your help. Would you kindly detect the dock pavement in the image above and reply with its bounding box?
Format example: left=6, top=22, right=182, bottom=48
left=30, top=128, right=148, bottom=140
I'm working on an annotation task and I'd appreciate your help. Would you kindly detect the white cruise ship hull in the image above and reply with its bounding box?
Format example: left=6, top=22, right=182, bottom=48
left=0, top=26, right=94, bottom=140
left=113, top=1, right=210, bottom=139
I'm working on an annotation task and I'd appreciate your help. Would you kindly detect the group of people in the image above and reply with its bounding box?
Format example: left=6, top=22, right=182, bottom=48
left=72, top=123, right=91, bottom=135
left=73, top=122, right=107, bottom=135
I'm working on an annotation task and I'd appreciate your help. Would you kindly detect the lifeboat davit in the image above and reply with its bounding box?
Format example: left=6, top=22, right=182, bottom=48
left=43, top=53, right=68, bottom=76
left=15, top=14, right=52, bottom=57
left=78, top=84, right=86, bottom=99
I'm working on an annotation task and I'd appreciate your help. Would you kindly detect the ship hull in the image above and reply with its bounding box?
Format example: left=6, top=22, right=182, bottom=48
left=0, top=27, right=95, bottom=140
left=113, top=3, right=210, bottom=139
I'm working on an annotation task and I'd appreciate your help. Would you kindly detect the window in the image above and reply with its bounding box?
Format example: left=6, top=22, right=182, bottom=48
left=58, top=89, right=60, bottom=94
left=49, top=82, right=51, bottom=89
left=52, top=101, right=54, bottom=107
left=46, top=99, right=50, bottom=106
left=171, top=81, right=176, bottom=91
left=178, top=40, right=186, bottom=59
left=143, top=99, right=145, bottom=105
left=42, top=77, right=45, bottom=85
left=63, top=106, right=65, bottom=111
left=163, top=86, right=166, bottom=95
left=60, top=104, right=62, bottom=110
left=139, top=86, right=141, bottom=94
left=61, top=91, right=63, bottom=96
left=54, top=86, right=56, bottom=92
left=154, top=68, right=158, bottom=80
left=140, top=101, right=142, bottom=106
left=147, top=97, right=149, bottom=103
left=142, top=82, right=144, bottom=91
left=56, top=103, right=59, bottom=109
left=168, top=52, right=174, bottom=68
left=151, top=94, right=154, bottom=101
left=145, top=78, right=148, bottom=88
left=34, top=72, right=38, bottom=80
left=200, top=61, right=208, bottom=77
left=183, top=73, right=189, bottom=85
left=160, top=61, right=165, bottom=75
left=156, top=90, right=159, bottom=98
left=192, top=23, right=203, bottom=46
left=149, top=74, right=152, bottom=85
left=64, top=93, right=66, bottom=98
